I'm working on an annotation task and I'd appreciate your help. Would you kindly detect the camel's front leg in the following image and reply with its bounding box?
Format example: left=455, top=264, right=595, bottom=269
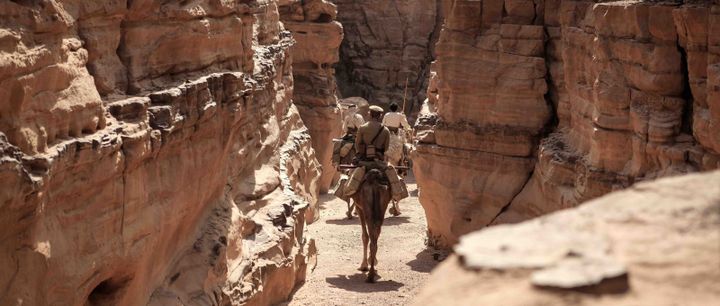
left=357, top=210, right=369, bottom=272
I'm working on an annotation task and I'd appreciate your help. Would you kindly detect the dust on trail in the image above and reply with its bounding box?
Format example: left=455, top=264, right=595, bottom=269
left=284, top=175, right=444, bottom=306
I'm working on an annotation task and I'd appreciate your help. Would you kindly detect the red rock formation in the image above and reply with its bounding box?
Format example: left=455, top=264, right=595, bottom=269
left=501, top=0, right=720, bottom=223
left=0, top=1, right=321, bottom=305
left=413, top=170, right=720, bottom=305
left=332, top=0, right=443, bottom=116
left=413, top=0, right=551, bottom=248
left=281, top=0, right=344, bottom=194
left=413, top=0, right=720, bottom=248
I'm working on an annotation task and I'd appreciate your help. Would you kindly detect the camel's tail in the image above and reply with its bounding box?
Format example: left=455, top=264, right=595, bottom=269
left=365, top=169, right=386, bottom=224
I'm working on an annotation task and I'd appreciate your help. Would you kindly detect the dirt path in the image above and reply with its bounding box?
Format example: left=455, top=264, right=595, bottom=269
left=284, top=175, right=444, bottom=306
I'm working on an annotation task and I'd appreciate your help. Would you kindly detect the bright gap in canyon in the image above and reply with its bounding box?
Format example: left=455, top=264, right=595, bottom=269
left=1, top=1, right=719, bottom=305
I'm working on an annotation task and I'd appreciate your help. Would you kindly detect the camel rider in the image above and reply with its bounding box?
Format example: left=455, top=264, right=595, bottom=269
left=355, top=105, right=390, bottom=162
left=343, top=105, right=365, bottom=136
left=382, top=103, right=412, bottom=134
left=342, top=105, right=409, bottom=206
left=333, top=105, right=366, bottom=167
left=382, top=103, right=411, bottom=167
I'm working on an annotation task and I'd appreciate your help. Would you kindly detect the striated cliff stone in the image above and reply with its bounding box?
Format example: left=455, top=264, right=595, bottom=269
left=281, top=0, right=344, bottom=194
left=332, top=0, right=443, bottom=116
left=413, top=170, right=720, bottom=305
left=498, top=0, right=720, bottom=224
left=676, top=3, right=720, bottom=160
left=413, top=0, right=552, bottom=248
left=414, top=0, right=720, bottom=248
left=0, top=1, right=321, bottom=305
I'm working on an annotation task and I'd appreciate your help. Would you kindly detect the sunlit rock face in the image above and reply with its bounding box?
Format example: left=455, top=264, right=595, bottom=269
left=0, top=1, right=321, bottom=305
left=280, top=0, right=344, bottom=194
left=413, top=0, right=720, bottom=248
left=331, top=0, right=443, bottom=117
left=413, top=0, right=552, bottom=248
left=413, top=170, right=720, bottom=306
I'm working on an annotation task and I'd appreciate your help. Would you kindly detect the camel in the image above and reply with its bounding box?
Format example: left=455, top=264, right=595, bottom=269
left=351, top=168, right=392, bottom=283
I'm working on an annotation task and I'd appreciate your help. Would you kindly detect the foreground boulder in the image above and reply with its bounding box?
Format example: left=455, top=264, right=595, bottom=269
left=413, top=170, right=720, bottom=305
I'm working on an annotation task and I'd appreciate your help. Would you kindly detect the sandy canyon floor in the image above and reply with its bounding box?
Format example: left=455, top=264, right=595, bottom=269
left=284, top=175, right=445, bottom=306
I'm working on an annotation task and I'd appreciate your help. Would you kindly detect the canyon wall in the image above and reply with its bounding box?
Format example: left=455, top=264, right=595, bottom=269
left=413, top=0, right=720, bottom=248
left=331, top=0, right=443, bottom=117
left=413, top=170, right=720, bottom=305
left=0, top=1, right=322, bottom=305
left=281, top=0, right=344, bottom=193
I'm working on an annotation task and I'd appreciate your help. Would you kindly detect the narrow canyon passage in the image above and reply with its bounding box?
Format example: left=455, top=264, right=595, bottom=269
left=284, top=175, right=443, bottom=306
left=2, top=1, right=720, bottom=305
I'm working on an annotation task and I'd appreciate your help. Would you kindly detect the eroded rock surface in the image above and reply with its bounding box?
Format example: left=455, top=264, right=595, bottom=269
left=281, top=0, right=344, bottom=194
left=502, top=0, right=720, bottom=224
left=413, top=170, right=720, bottom=305
left=331, top=0, right=443, bottom=116
left=413, top=0, right=720, bottom=248
left=0, top=1, right=321, bottom=305
left=413, top=0, right=552, bottom=248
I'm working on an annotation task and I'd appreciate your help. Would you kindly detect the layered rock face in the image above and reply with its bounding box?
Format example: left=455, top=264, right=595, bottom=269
left=413, top=170, right=720, bottom=305
left=414, top=0, right=553, bottom=248
left=332, top=0, right=443, bottom=116
left=502, top=0, right=720, bottom=223
left=413, top=0, right=720, bottom=248
left=0, top=1, right=321, bottom=305
left=280, top=0, right=344, bottom=193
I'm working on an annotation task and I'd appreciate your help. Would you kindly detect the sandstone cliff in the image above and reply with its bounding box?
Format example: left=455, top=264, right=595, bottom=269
left=332, top=0, right=443, bottom=116
left=413, top=0, right=720, bottom=248
left=281, top=0, right=344, bottom=193
left=413, top=170, right=720, bottom=305
left=0, top=1, right=321, bottom=305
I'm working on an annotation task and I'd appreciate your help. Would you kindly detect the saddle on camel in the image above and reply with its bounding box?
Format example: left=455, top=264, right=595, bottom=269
left=333, top=105, right=409, bottom=282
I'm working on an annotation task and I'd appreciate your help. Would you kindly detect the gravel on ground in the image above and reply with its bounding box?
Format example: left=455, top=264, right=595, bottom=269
left=284, top=175, right=446, bottom=306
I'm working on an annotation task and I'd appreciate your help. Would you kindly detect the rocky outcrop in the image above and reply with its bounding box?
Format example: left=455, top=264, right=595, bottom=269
left=0, top=1, right=321, bottom=305
left=500, top=0, right=720, bottom=224
left=281, top=0, right=344, bottom=193
left=413, top=0, right=720, bottom=248
left=332, top=0, right=443, bottom=116
left=413, top=0, right=552, bottom=248
left=412, top=170, right=720, bottom=305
